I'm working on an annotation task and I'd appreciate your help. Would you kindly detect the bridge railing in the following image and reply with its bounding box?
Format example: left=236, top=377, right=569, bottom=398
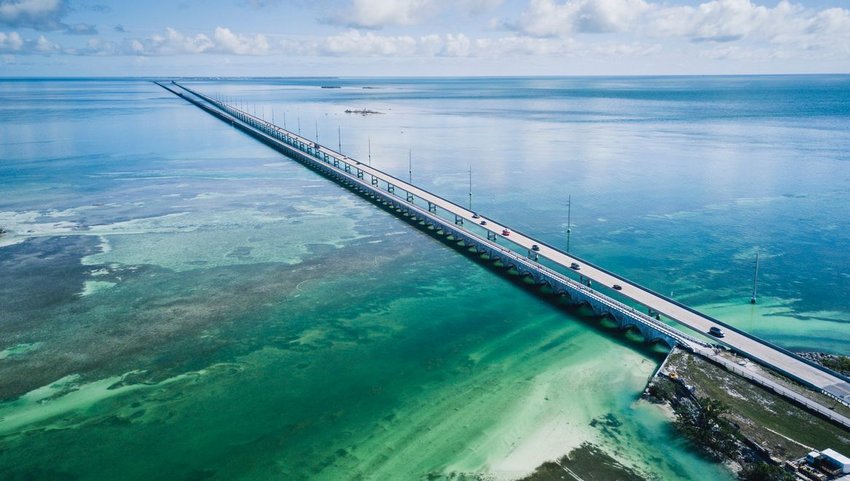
left=160, top=80, right=850, bottom=419
left=175, top=82, right=707, bottom=349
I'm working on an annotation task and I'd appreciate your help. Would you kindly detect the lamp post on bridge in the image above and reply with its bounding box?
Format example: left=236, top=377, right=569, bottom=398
left=750, top=248, right=760, bottom=304
left=566, top=195, right=572, bottom=253
left=468, top=165, right=473, bottom=211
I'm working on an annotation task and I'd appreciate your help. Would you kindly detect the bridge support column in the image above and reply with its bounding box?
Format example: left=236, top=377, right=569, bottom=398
left=455, top=215, right=463, bottom=225
left=357, top=169, right=364, bottom=179
left=406, top=193, right=414, bottom=202
left=333, top=159, right=339, bottom=167
left=428, top=202, right=436, bottom=213
left=344, top=164, right=351, bottom=173
left=487, top=231, right=497, bottom=241
left=372, top=176, right=378, bottom=185
left=387, top=184, right=395, bottom=193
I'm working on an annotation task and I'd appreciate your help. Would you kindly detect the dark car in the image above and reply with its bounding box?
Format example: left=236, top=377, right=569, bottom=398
left=479, top=220, right=487, bottom=226
left=613, top=284, right=622, bottom=291
left=472, top=213, right=480, bottom=219
left=570, top=262, right=580, bottom=270
left=531, top=244, right=540, bottom=251
left=708, top=326, right=725, bottom=338
left=502, top=229, right=510, bottom=236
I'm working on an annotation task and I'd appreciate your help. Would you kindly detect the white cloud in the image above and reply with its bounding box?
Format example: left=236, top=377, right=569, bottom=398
left=0, top=0, right=67, bottom=30
left=322, top=29, right=419, bottom=56
left=0, top=30, right=23, bottom=50
left=212, top=27, right=270, bottom=55
left=68, top=27, right=281, bottom=57
left=517, top=0, right=650, bottom=36
left=649, top=0, right=795, bottom=42
left=333, top=0, right=503, bottom=28
left=342, top=0, right=437, bottom=28
left=131, top=27, right=214, bottom=55
left=0, top=30, right=58, bottom=53
left=513, top=0, right=850, bottom=49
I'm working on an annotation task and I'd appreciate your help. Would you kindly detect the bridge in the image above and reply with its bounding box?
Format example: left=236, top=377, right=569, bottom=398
left=156, top=81, right=850, bottom=419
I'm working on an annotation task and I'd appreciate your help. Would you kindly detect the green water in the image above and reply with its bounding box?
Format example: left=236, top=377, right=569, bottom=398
left=11, top=76, right=850, bottom=480
left=0, top=229, right=727, bottom=480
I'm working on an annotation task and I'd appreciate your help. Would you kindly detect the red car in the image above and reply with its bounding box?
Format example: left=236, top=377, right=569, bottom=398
left=502, top=229, right=510, bottom=236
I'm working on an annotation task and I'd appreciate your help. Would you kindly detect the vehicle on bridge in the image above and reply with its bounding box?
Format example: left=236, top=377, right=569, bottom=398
left=709, top=326, right=725, bottom=338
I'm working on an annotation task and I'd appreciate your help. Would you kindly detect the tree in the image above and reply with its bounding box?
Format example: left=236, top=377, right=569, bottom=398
left=674, top=398, right=738, bottom=460
left=647, top=378, right=677, bottom=402
left=739, top=462, right=794, bottom=481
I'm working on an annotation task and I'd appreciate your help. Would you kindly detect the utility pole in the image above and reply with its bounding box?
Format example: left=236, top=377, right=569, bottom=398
left=566, top=195, right=572, bottom=252
left=468, top=165, right=473, bottom=211
left=283, top=111, right=286, bottom=129
left=297, top=117, right=301, bottom=135
left=368, top=137, right=372, bottom=166
left=750, top=249, right=760, bottom=304
left=338, top=126, right=342, bottom=152
left=315, top=121, right=319, bottom=142
left=409, top=149, right=412, bottom=183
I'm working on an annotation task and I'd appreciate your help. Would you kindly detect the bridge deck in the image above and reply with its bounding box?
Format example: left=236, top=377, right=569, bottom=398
left=163, top=81, right=850, bottom=406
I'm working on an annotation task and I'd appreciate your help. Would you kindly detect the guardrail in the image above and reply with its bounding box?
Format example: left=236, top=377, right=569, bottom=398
left=169, top=82, right=704, bottom=350
left=160, top=80, right=850, bottom=428
left=694, top=348, right=850, bottom=430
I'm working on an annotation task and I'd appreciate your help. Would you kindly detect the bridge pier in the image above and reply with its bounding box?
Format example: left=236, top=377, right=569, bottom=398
left=162, top=81, right=701, bottom=358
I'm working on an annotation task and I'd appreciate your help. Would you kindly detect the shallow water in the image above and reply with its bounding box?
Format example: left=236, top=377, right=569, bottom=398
left=1, top=76, right=848, bottom=480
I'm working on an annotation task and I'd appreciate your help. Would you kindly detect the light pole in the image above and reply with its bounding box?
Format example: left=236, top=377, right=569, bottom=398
left=750, top=248, right=760, bottom=304
left=468, top=165, right=473, bottom=211
left=566, top=195, right=572, bottom=252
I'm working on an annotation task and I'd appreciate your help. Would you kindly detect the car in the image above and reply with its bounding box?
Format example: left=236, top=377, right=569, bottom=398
left=570, top=262, right=580, bottom=270
left=531, top=244, right=540, bottom=251
left=472, top=213, right=480, bottom=219
left=479, top=220, right=487, bottom=226
left=613, top=284, right=622, bottom=291
left=502, top=229, right=510, bottom=236
left=708, top=326, right=725, bottom=338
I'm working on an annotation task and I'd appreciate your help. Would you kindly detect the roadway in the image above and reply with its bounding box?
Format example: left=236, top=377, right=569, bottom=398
left=171, top=81, right=850, bottom=404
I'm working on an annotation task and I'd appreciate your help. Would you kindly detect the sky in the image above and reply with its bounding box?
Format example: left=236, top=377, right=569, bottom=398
left=0, top=0, right=848, bottom=76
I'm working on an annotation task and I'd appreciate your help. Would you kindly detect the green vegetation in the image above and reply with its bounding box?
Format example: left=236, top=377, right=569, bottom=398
left=738, top=462, right=794, bottom=481
left=822, top=356, right=850, bottom=376
left=674, top=398, right=739, bottom=461
left=646, top=377, right=677, bottom=402
left=665, top=349, right=850, bottom=460
left=517, top=443, right=647, bottom=481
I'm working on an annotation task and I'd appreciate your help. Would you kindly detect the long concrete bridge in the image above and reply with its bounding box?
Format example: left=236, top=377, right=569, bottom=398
left=156, top=81, right=850, bottom=418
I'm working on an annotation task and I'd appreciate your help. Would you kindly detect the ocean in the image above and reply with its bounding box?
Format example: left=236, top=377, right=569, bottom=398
left=1, top=75, right=848, bottom=480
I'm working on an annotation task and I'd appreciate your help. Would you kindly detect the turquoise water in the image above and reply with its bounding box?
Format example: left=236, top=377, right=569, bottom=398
left=1, top=76, right=848, bottom=480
